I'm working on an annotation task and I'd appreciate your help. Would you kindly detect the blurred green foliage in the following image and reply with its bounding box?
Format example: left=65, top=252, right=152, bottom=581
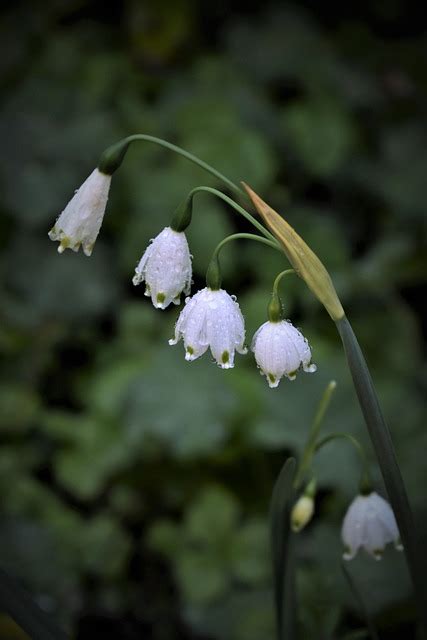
left=0, top=1, right=426, bottom=638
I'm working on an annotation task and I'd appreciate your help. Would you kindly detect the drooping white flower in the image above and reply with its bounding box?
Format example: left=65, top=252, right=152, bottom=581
left=251, top=320, right=316, bottom=388
left=342, top=492, right=403, bottom=561
left=291, top=495, right=315, bottom=532
left=169, top=287, right=247, bottom=368
left=48, top=168, right=111, bottom=256
left=133, top=227, right=192, bottom=309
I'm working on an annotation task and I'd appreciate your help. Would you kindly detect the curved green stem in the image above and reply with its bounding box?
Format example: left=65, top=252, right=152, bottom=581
left=99, top=134, right=245, bottom=198
left=99, top=138, right=278, bottom=242
left=206, top=232, right=280, bottom=290
left=187, top=186, right=278, bottom=242
left=272, top=269, right=296, bottom=295
left=294, top=381, right=337, bottom=489
left=315, top=433, right=372, bottom=492
left=213, top=232, right=280, bottom=257
left=268, top=269, right=296, bottom=321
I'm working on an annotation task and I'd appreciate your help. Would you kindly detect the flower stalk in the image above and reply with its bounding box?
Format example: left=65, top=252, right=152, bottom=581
left=315, top=432, right=372, bottom=494
left=98, top=134, right=246, bottom=197
left=293, top=380, right=337, bottom=489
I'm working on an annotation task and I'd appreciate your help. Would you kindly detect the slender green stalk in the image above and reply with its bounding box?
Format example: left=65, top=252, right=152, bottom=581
left=293, top=381, right=337, bottom=489
left=268, top=268, right=296, bottom=321
left=272, top=269, right=296, bottom=294
left=0, top=567, right=68, bottom=640
left=212, top=232, right=280, bottom=256
left=101, top=134, right=245, bottom=198
left=337, top=316, right=427, bottom=634
left=187, top=186, right=278, bottom=242
left=315, top=433, right=372, bottom=492
left=206, top=233, right=280, bottom=290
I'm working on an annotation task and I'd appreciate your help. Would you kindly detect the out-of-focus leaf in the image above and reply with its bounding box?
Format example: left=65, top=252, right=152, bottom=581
left=184, top=486, right=239, bottom=543
left=283, top=99, right=357, bottom=177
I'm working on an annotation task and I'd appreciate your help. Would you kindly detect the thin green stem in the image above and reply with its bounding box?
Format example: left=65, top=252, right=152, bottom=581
left=272, top=269, right=296, bottom=295
left=122, top=135, right=245, bottom=197
left=213, top=232, right=280, bottom=257
left=206, top=232, right=280, bottom=290
left=294, top=381, right=337, bottom=489
left=188, top=186, right=278, bottom=242
left=315, top=433, right=372, bottom=491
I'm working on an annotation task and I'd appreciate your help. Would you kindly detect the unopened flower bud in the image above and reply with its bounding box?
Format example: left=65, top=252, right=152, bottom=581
left=291, top=495, right=315, bottom=532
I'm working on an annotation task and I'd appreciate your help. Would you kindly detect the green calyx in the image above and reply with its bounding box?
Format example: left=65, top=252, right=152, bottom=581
left=98, top=139, right=131, bottom=175
left=304, top=477, right=317, bottom=498
left=206, top=254, right=222, bottom=291
left=268, top=292, right=282, bottom=322
left=359, top=472, right=373, bottom=496
left=170, top=195, right=193, bottom=232
left=267, top=269, right=295, bottom=322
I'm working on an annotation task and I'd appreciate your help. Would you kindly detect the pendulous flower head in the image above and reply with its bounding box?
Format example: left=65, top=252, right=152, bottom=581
left=251, top=320, right=316, bottom=388
left=342, top=491, right=403, bottom=560
left=48, top=168, right=111, bottom=256
left=169, top=287, right=247, bottom=368
left=133, top=227, right=192, bottom=309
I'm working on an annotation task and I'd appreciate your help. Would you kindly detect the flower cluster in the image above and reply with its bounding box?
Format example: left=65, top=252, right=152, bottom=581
left=49, top=169, right=317, bottom=385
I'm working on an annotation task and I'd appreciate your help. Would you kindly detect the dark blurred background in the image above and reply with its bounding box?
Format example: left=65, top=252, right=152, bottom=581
left=1, top=1, right=426, bottom=638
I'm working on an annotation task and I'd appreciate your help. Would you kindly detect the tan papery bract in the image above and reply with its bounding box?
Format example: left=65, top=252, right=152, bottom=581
left=242, top=183, right=344, bottom=321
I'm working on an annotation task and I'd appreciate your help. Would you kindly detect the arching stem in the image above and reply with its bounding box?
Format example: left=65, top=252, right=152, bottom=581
left=171, top=186, right=278, bottom=242
left=99, top=134, right=245, bottom=197
left=294, top=381, right=337, bottom=489
left=315, top=433, right=372, bottom=493
left=206, top=232, right=281, bottom=290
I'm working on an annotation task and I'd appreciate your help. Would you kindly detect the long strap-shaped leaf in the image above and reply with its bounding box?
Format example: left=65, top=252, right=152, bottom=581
left=0, top=567, right=68, bottom=640
left=269, top=457, right=297, bottom=640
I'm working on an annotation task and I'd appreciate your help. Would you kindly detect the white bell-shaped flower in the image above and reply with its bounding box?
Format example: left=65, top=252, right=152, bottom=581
left=132, top=227, right=192, bottom=309
left=133, top=227, right=192, bottom=309
left=169, top=287, right=247, bottom=368
left=342, top=492, right=403, bottom=560
left=251, top=320, right=316, bottom=388
left=48, top=168, right=111, bottom=256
